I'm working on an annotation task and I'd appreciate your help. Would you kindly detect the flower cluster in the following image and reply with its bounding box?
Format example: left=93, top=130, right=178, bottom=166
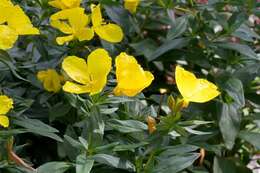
left=61, top=49, right=154, bottom=97
left=0, top=0, right=219, bottom=107
left=0, top=0, right=39, bottom=50
left=49, top=1, right=123, bottom=45
left=0, top=95, right=13, bottom=128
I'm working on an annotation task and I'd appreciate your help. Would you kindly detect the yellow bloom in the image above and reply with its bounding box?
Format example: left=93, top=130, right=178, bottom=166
left=62, top=48, right=112, bottom=95
left=0, top=0, right=39, bottom=50
left=114, top=52, right=154, bottom=97
left=91, top=4, right=123, bottom=43
left=0, top=95, right=13, bottom=128
left=175, top=66, right=220, bottom=106
left=37, top=69, right=64, bottom=93
left=49, top=0, right=81, bottom=9
left=124, top=0, right=140, bottom=14
left=50, top=8, right=94, bottom=45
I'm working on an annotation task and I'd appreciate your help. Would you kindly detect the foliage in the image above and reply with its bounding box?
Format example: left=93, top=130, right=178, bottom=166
left=0, top=0, right=260, bottom=173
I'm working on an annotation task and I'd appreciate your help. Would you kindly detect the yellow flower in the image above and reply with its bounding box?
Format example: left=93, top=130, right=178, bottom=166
left=124, top=0, right=140, bottom=14
left=91, top=4, right=123, bottom=43
left=37, top=69, right=64, bottom=93
left=0, top=0, right=39, bottom=50
left=114, top=52, right=154, bottom=97
left=50, top=8, right=94, bottom=45
left=175, top=66, right=220, bottom=106
left=62, top=48, right=112, bottom=95
left=0, top=95, right=13, bottom=128
left=49, top=0, right=81, bottom=9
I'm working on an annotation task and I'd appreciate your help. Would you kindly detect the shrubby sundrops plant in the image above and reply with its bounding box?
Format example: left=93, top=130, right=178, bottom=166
left=0, top=0, right=259, bottom=173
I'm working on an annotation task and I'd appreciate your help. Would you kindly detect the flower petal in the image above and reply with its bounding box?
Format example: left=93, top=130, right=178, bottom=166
left=94, top=24, right=123, bottom=43
left=63, top=81, right=90, bottom=94
left=87, top=48, right=112, bottom=80
left=62, top=56, right=90, bottom=84
left=0, top=95, right=13, bottom=115
left=87, top=48, right=112, bottom=94
left=175, top=65, right=220, bottom=103
left=49, top=0, right=81, bottom=9
left=7, top=5, right=39, bottom=35
left=49, top=0, right=67, bottom=9
left=0, top=115, right=9, bottom=128
left=75, top=27, right=94, bottom=41
left=124, top=0, right=140, bottom=13
left=91, top=4, right=103, bottom=27
left=0, top=25, right=18, bottom=50
left=114, top=52, right=154, bottom=97
left=56, top=35, right=74, bottom=45
left=37, top=69, right=62, bottom=93
left=61, top=0, right=81, bottom=8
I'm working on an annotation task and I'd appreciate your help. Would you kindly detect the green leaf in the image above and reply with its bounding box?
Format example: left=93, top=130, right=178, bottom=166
left=167, top=16, right=188, bottom=40
left=160, top=144, right=199, bottom=156
left=221, top=78, right=245, bottom=108
left=76, top=155, right=94, bottom=173
left=0, top=50, right=29, bottom=82
left=217, top=103, right=241, bottom=150
left=64, top=135, right=86, bottom=150
left=213, top=157, right=236, bottom=173
left=107, top=119, right=148, bottom=133
left=92, top=154, right=135, bottom=172
left=49, top=102, right=71, bottom=122
left=215, top=42, right=259, bottom=60
left=228, top=12, right=247, bottom=33
left=37, top=162, right=72, bottom=173
left=153, top=153, right=200, bottom=173
left=148, top=38, right=190, bottom=61
left=130, top=39, right=157, bottom=58
left=13, top=117, right=63, bottom=142
left=113, top=142, right=148, bottom=152
left=232, top=24, right=260, bottom=42
left=104, top=5, right=138, bottom=35
left=239, top=131, right=260, bottom=150
left=213, top=156, right=251, bottom=173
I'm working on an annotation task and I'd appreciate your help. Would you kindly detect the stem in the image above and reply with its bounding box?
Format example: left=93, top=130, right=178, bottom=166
left=157, top=94, right=165, bottom=118
left=144, top=151, right=156, bottom=173
left=7, top=138, right=36, bottom=172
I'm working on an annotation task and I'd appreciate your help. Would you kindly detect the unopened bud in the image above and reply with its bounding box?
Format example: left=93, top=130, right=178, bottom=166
left=147, top=116, right=156, bottom=134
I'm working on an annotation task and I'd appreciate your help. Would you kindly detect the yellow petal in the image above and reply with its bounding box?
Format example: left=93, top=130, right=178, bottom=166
left=75, top=27, right=94, bottom=41
left=61, top=0, right=81, bottom=8
left=50, top=17, right=73, bottom=34
left=68, top=8, right=89, bottom=29
left=0, top=0, right=14, bottom=7
left=114, top=52, right=154, bottom=97
left=63, top=81, right=91, bottom=94
left=187, top=79, right=220, bottom=103
left=0, top=95, right=13, bottom=115
left=62, top=56, right=90, bottom=84
left=124, top=0, right=140, bottom=14
left=7, top=5, right=39, bottom=35
left=87, top=48, right=112, bottom=80
left=91, top=4, right=103, bottom=27
left=49, top=0, right=67, bottom=9
left=50, top=8, right=91, bottom=43
left=0, top=25, right=18, bottom=50
left=49, top=0, right=81, bottom=9
left=50, top=8, right=88, bottom=33
left=87, top=48, right=112, bottom=94
left=94, top=24, right=123, bottom=43
left=37, top=70, right=48, bottom=82
left=175, top=66, right=220, bottom=103
left=0, top=115, right=9, bottom=128
left=37, top=69, right=62, bottom=92
left=56, top=35, right=74, bottom=45
left=175, top=66, right=197, bottom=99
